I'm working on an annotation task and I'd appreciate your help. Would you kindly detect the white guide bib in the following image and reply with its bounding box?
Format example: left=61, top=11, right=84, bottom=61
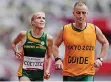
left=23, top=56, right=44, bottom=70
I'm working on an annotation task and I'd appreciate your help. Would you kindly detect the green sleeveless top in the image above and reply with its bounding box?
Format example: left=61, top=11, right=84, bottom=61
left=23, top=30, right=47, bottom=70
left=23, top=30, right=47, bottom=57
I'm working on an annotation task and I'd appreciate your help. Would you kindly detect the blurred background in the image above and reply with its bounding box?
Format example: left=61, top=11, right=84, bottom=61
left=0, top=0, right=111, bottom=81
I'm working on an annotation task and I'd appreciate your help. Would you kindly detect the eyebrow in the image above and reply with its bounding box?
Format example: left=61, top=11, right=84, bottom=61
left=36, top=16, right=45, bottom=19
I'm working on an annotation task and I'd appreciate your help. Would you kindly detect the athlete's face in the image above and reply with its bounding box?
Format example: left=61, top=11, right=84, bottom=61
left=31, top=12, right=46, bottom=29
left=73, top=4, right=88, bottom=24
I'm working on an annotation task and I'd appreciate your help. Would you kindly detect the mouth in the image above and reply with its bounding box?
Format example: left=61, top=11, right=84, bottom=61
left=78, top=19, right=83, bottom=21
left=40, top=23, right=44, bottom=25
left=39, top=23, right=45, bottom=26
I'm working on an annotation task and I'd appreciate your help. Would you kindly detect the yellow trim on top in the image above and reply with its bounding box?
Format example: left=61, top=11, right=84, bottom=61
left=28, top=32, right=41, bottom=43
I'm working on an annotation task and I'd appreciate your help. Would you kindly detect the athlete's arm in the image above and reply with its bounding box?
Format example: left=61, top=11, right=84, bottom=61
left=44, top=34, right=53, bottom=79
left=96, top=26, right=109, bottom=59
left=53, top=29, right=63, bottom=58
left=12, top=31, right=26, bottom=58
left=53, top=29, right=63, bottom=69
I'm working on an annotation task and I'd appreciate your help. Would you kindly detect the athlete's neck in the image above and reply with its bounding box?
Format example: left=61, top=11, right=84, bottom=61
left=74, top=22, right=87, bottom=30
left=32, top=28, right=44, bottom=38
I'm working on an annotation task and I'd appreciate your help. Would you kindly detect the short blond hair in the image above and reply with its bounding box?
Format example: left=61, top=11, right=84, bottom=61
left=31, top=12, right=45, bottom=21
left=74, top=1, right=86, bottom=9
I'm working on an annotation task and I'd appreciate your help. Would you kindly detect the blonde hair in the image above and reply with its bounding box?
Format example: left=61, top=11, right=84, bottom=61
left=31, top=12, right=45, bottom=21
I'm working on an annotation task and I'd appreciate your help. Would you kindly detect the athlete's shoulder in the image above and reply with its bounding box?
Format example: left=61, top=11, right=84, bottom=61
left=87, top=23, right=97, bottom=29
left=64, top=23, right=72, bottom=27
left=46, top=34, right=53, bottom=46
left=63, top=23, right=72, bottom=31
left=47, top=34, right=53, bottom=41
left=12, top=31, right=27, bottom=43
left=19, top=31, right=27, bottom=36
left=87, top=23, right=96, bottom=27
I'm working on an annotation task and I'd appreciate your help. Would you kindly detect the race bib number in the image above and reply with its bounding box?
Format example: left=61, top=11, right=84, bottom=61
left=23, top=56, right=44, bottom=70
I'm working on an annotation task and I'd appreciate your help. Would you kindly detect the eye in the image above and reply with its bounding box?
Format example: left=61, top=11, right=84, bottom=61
left=76, top=11, right=87, bottom=14
left=82, top=12, right=86, bottom=14
left=76, top=11, right=81, bottom=14
left=37, top=17, right=41, bottom=19
left=43, top=17, right=45, bottom=20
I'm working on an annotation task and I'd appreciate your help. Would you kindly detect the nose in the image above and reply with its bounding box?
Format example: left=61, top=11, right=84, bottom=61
left=80, top=13, right=83, bottom=17
left=40, top=18, right=45, bottom=22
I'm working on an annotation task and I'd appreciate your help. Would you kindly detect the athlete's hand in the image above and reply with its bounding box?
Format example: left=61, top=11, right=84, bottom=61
left=44, top=69, right=50, bottom=80
left=14, top=51, right=22, bottom=59
left=55, top=59, right=63, bottom=70
left=94, top=59, right=102, bottom=68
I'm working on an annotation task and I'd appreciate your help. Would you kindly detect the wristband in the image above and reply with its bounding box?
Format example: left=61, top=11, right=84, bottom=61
left=97, top=58, right=103, bottom=62
left=55, top=57, right=61, bottom=62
